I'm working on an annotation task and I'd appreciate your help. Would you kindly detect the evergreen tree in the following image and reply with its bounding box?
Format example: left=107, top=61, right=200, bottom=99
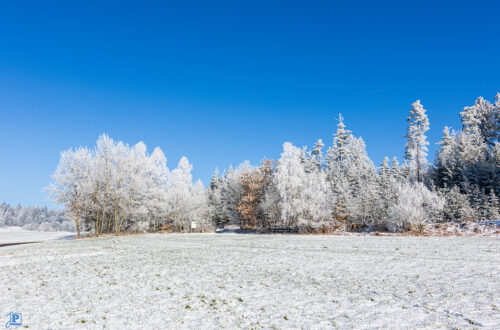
left=377, top=157, right=394, bottom=223
left=379, top=157, right=391, bottom=179
left=220, top=166, right=245, bottom=227
left=390, top=157, right=405, bottom=183
left=208, top=168, right=225, bottom=228
left=442, top=186, right=473, bottom=221
left=460, top=96, right=498, bottom=146
left=487, top=190, right=499, bottom=220
left=311, top=139, right=325, bottom=170
left=330, top=114, right=352, bottom=165
left=457, top=126, right=489, bottom=189
left=434, top=126, right=459, bottom=188
left=326, top=115, right=377, bottom=227
left=405, top=100, right=430, bottom=183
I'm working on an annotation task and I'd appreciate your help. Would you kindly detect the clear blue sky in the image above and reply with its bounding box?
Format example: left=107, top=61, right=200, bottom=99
left=0, top=1, right=499, bottom=207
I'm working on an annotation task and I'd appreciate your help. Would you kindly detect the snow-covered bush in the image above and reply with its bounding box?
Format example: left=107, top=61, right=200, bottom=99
left=387, top=183, right=444, bottom=232
left=269, top=142, right=333, bottom=231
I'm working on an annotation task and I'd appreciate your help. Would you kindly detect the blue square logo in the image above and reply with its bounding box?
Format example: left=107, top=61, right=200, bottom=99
left=5, top=313, right=22, bottom=328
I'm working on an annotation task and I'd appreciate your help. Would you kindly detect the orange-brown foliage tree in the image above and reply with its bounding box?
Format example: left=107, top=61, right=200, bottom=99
left=235, top=159, right=274, bottom=229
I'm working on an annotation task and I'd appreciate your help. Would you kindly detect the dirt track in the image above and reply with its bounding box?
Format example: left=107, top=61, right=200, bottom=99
left=0, top=241, right=39, bottom=248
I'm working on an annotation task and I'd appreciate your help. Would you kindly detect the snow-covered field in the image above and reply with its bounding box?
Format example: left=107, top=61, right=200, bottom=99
left=0, top=226, right=75, bottom=245
left=0, top=234, right=499, bottom=329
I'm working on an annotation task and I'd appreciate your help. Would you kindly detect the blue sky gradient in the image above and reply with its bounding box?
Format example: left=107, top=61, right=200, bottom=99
left=1, top=1, right=499, bottom=207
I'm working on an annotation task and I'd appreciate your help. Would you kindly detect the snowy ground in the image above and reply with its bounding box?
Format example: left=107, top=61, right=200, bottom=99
left=0, top=234, right=499, bottom=329
left=0, top=226, right=75, bottom=245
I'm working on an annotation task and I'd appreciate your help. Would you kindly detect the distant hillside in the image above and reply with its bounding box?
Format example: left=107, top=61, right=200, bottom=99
left=0, top=202, right=74, bottom=232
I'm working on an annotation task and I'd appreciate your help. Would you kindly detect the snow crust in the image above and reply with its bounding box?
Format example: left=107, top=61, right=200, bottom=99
left=0, top=226, right=75, bottom=244
left=0, top=234, right=498, bottom=328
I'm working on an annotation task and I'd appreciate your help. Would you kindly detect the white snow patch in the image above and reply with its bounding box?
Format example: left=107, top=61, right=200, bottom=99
left=0, top=226, right=76, bottom=244
left=0, top=234, right=498, bottom=328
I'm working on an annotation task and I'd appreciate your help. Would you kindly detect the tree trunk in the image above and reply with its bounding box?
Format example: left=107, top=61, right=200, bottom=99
left=75, top=217, right=81, bottom=238
left=95, top=210, right=100, bottom=236
left=416, top=141, right=421, bottom=182
left=113, top=207, right=118, bottom=235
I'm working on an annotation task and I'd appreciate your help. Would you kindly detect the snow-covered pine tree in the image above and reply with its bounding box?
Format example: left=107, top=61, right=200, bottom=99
left=405, top=100, right=430, bottom=183
left=326, top=114, right=353, bottom=197
left=208, top=168, right=225, bottom=228
left=442, top=185, right=473, bottom=222
left=491, top=142, right=500, bottom=197
left=456, top=126, right=489, bottom=190
left=434, top=126, right=459, bottom=189
left=390, top=157, right=405, bottom=183
left=311, top=139, right=325, bottom=170
left=495, top=93, right=500, bottom=143
left=326, top=115, right=377, bottom=228
left=487, top=190, right=499, bottom=220
left=377, top=157, right=395, bottom=224
left=460, top=96, right=498, bottom=147
left=220, top=163, right=249, bottom=227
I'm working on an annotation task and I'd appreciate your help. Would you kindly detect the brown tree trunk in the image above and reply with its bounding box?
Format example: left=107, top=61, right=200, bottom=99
left=416, top=141, right=421, bottom=182
left=75, top=217, right=81, bottom=238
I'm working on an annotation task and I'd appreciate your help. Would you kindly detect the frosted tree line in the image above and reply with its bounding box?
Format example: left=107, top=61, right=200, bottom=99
left=0, top=202, right=74, bottom=231
left=434, top=95, right=500, bottom=220
left=47, top=93, right=500, bottom=236
left=209, top=93, right=499, bottom=233
left=47, top=135, right=209, bottom=237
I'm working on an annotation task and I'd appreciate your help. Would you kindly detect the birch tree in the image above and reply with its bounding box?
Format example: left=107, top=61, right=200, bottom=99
left=48, top=147, right=93, bottom=237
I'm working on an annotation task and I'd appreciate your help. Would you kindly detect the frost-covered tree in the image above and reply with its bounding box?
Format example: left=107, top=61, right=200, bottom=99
left=260, top=177, right=281, bottom=228
left=235, top=160, right=274, bottom=229
left=310, top=139, right=325, bottom=170
left=460, top=96, right=498, bottom=146
left=220, top=164, right=247, bottom=227
left=387, top=182, right=444, bottom=232
left=43, top=94, right=500, bottom=236
left=442, top=186, right=474, bottom=222
left=271, top=143, right=305, bottom=227
left=434, top=94, right=500, bottom=200
left=208, top=168, right=225, bottom=228
left=47, top=147, right=93, bottom=237
left=143, top=147, right=170, bottom=232
left=0, top=203, right=74, bottom=232
left=456, top=126, right=489, bottom=190
left=326, top=115, right=378, bottom=227
left=166, top=157, right=209, bottom=232
left=487, top=190, right=499, bottom=220
left=390, top=157, right=406, bottom=183
left=271, top=142, right=332, bottom=231
left=405, top=100, right=430, bottom=183
left=434, top=126, right=459, bottom=188
left=491, top=142, right=500, bottom=197
left=49, top=134, right=207, bottom=235
left=376, top=157, right=399, bottom=224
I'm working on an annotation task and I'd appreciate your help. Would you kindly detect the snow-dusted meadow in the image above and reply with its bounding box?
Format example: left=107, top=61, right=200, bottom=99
left=0, top=226, right=75, bottom=245
left=1, top=234, right=499, bottom=329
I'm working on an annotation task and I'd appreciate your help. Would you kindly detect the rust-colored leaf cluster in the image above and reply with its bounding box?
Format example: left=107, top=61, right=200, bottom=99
left=236, top=159, right=275, bottom=229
